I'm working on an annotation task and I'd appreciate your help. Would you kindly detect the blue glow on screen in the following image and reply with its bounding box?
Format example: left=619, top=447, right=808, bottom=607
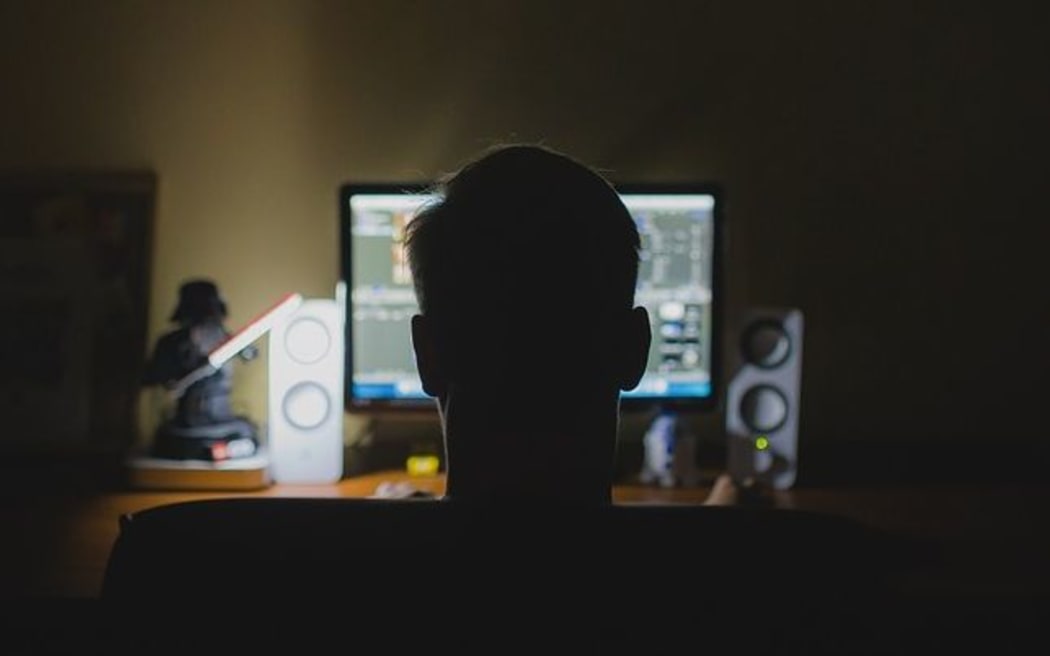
left=354, top=383, right=430, bottom=400
left=355, top=381, right=711, bottom=400
left=621, top=382, right=712, bottom=398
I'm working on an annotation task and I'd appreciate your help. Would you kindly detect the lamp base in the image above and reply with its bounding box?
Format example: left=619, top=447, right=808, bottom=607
left=125, top=448, right=271, bottom=491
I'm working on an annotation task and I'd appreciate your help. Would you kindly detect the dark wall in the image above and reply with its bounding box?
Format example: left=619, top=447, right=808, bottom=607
left=304, top=1, right=1050, bottom=451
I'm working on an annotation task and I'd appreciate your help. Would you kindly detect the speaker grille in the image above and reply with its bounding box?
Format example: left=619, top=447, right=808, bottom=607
left=284, top=318, right=332, bottom=365
left=742, top=320, right=791, bottom=368
left=740, top=384, right=788, bottom=433
left=282, top=381, right=331, bottom=430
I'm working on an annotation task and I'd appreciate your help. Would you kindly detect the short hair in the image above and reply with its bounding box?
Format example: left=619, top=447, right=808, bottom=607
left=404, top=144, right=640, bottom=389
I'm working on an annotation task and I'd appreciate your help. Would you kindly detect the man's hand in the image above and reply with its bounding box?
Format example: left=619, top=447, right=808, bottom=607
left=703, top=474, right=739, bottom=506
left=370, top=481, right=437, bottom=499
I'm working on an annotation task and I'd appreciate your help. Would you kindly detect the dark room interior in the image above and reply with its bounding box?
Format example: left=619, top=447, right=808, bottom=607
left=1, top=0, right=1048, bottom=650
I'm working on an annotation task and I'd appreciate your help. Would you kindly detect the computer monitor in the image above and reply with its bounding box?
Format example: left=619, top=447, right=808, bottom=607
left=339, top=182, right=723, bottom=413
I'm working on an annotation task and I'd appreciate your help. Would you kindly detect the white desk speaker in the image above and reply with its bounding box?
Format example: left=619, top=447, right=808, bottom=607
left=268, top=297, right=344, bottom=483
left=727, top=307, right=803, bottom=490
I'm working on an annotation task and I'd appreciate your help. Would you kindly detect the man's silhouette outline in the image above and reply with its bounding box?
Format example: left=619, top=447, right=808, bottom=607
left=406, top=144, right=674, bottom=503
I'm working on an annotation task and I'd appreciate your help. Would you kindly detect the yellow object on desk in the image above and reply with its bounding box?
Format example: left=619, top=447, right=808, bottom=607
left=406, top=454, right=440, bottom=476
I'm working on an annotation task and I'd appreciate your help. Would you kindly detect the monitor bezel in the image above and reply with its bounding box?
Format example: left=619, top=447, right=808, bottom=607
left=339, top=181, right=725, bottom=415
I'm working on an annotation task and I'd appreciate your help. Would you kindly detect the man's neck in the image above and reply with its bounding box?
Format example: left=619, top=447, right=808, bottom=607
left=438, top=388, right=619, bottom=505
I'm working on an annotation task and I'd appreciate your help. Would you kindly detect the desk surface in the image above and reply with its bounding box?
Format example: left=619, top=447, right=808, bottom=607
left=3, top=467, right=1049, bottom=599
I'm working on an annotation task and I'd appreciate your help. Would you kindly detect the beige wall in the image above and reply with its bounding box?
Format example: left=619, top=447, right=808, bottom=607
left=2, top=1, right=1046, bottom=455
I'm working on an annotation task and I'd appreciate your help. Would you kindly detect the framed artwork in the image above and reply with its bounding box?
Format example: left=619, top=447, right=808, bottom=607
left=0, top=171, right=155, bottom=455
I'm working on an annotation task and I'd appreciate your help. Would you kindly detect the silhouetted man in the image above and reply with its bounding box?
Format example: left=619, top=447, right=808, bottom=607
left=405, top=144, right=653, bottom=503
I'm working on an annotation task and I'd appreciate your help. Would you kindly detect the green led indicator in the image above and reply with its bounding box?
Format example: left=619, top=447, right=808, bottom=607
left=755, top=436, right=770, bottom=451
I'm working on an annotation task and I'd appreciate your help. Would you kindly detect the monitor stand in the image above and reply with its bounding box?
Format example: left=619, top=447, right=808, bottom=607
left=344, top=413, right=444, bottom=477
left=638, top=409, right=705, bottom=488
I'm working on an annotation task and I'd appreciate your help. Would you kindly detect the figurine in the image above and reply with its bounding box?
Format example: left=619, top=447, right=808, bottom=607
left=640, top=413, right=677, bottom=487
left=639, top=412, right=703, bottom=487
left=142, top=279, right=258, bottom=461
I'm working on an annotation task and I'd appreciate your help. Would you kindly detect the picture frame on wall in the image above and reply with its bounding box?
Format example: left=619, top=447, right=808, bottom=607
left=0, top=171, right=155, bottom=456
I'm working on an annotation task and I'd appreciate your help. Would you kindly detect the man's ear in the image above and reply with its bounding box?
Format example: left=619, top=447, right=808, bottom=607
left=411, top=314, right=446, bottom=398
left=618, top=306, right=651, bottom=391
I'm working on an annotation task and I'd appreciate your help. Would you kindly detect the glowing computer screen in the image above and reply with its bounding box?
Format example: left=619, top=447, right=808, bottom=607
left=339, top=183, right=722, bottom=411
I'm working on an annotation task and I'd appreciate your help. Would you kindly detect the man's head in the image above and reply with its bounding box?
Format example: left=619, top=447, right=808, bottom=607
left=404, top=144, right=651, bottom=499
